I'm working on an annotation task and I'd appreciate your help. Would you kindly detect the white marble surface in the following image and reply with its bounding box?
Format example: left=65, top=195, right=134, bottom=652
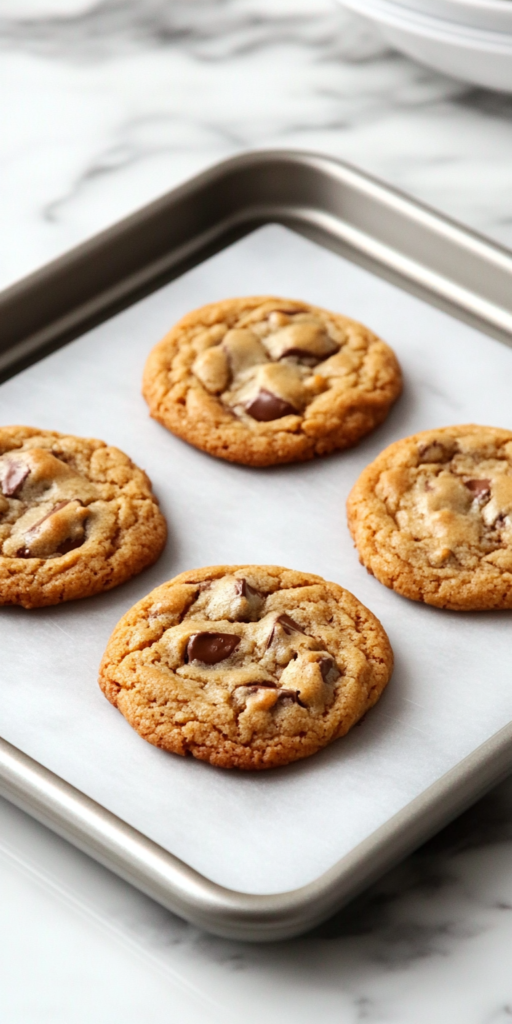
left=2, top=0, right=512, bottom=292
left=2, top=0, right=512, bottom=1020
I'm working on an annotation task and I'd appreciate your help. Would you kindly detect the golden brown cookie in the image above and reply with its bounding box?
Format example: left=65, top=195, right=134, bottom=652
left=0, top=426, right=167, bottom=608
left=142, top=296, right=402, bottom=467
left=99, top=564, right=393, bottom=770
left=347, top=424, right=512, bottom=610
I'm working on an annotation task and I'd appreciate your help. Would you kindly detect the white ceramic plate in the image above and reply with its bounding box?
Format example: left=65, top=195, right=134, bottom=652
left=389, top=0, right=512, bottom=34
left=338, top=0, right=512, bottom=90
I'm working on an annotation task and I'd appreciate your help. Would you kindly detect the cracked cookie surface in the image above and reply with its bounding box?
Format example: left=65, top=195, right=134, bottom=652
left=99, top=564, right=393, bottom=770
left=142, top=296, right=402, bottom=467
left=347, top=424, right=512, bottom=610
left=0, top=426, right=167, bottom=607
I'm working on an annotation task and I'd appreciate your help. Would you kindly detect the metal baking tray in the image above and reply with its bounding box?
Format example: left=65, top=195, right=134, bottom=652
left=2, top=150, right=512, bottom=942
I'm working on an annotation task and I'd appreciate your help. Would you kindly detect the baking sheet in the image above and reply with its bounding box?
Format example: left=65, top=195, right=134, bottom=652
left=0, top=223, right=511, bottom=896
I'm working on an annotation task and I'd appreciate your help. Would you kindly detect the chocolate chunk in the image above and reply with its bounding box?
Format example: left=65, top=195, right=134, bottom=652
left=266, top=612, right=305, bottom=650
left=465, top=478, right=491, bottom=498
left=276, top=688, right=306, bottom=708
left=57, top=535, right=86, bottom=555
left=245, top=389, right=297, bottom=422
left=16, top=532, right=86, bottom=559
left=27, top=500, right=72, bottom=535
left=0, top=460, right=29, bottom=497
left=418, top=441, right=456, bottom=464
left=319, top=655, right=341, bottom=684
left=234, top=578, right=261, bottom=599
left=279, top=348, right=322, bottom=367
left=16, top=500, right=86, bottom=558
left=186, top=632, right=240, bottom=665
left=232, top=680, right=280, bottom=711
left=50, top=449, right=71, bottom=463
left=276, top=613, right=305, bottom=635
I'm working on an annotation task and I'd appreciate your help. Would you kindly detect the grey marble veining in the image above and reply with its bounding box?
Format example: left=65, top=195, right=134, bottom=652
left=2, top=1, right=512, bottom=1019
left=0, top=0, right=391, bottom=58
left=1, top=0, right=512, bottom=289
left=2, top=779, right=512, bottom=1022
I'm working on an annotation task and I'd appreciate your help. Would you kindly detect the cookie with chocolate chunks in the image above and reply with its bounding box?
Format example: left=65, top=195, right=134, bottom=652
left=347, top=424, right=512, bottom=610
left=0, top=426, right=167, bottom=607
left=99, top=564, right=393, bottom=770
left=142, top=296, right=402, bottom=467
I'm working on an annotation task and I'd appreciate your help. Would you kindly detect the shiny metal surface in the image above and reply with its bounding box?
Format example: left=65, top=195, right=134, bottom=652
left=1, top=723, right=512, bottom=942
left=2, top=150, right=512, bottom=381
left=1, top=151, right=512, bottom=940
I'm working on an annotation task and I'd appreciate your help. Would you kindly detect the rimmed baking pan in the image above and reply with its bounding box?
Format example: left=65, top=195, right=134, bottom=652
left=1, top=151, right=512, bottom=942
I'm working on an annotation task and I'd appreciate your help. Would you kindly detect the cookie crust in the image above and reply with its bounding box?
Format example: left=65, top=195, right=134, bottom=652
left=0, top=426, right=167, bottom=608
left=99, top=564, right=393, bottom=770
left=142, top=296, right=402, bottom=467
left=347, top=424, right=512, bottom=610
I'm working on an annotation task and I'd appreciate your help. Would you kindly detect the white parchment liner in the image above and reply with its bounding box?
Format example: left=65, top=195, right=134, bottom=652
left=0, top=225, right=510, bottom=895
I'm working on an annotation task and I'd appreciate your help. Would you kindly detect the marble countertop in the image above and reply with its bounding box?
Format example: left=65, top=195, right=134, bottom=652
left=2, top=1, right=512, bottom=1020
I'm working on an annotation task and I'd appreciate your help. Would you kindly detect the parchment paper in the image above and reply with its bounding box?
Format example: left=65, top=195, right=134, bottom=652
left=0, top=224, right=511, bottom=895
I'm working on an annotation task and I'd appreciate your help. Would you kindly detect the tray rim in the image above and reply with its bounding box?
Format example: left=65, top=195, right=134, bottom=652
left=3, top=148, right=512, bottom=380
left=2, top=149, right=512, bottom=941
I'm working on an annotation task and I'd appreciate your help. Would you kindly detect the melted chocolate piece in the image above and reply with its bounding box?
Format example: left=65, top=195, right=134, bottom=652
left=186, top=632, right=240, bottom=665
left=57, top=535, right=86, bottom=555
left=279, top=348, right=321, bottom=367
left=16, top=500, right=86, bottom=558
left=266, top=612, right=305, bottom=650
left=0, top=460, right=29, bottom=497
left=276, top=688, right=306, bottom=708
left=50, top=449, right=72, bottom=464
left=17, top=532, right=86, bottom=558
left=465, top=478, right=491, bottom=498
left=276, top=613, right=304, bottom=635
left=232, top=681, right=277, bottom=709
left=417, top=441, right=455, bottom=464
left=234, top=578, right=260, bottom=599
left=245, top=389, right=297, bottom=422
left=27, top=500, right=72, bottom=534
left=319, top=655, right=340, bottom=684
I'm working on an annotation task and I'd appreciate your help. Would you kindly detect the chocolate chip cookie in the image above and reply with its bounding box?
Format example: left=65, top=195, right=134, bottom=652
left=0, top=426, right=167, bottom=608
left=347, top=424, right=512, bottom=610
left=99, top=564, right=393, bottom=770
left=142, top=297, right=402, bottom=467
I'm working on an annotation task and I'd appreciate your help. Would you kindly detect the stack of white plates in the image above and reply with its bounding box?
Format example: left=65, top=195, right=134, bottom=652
left=337, top=0, right=512, bottom=90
